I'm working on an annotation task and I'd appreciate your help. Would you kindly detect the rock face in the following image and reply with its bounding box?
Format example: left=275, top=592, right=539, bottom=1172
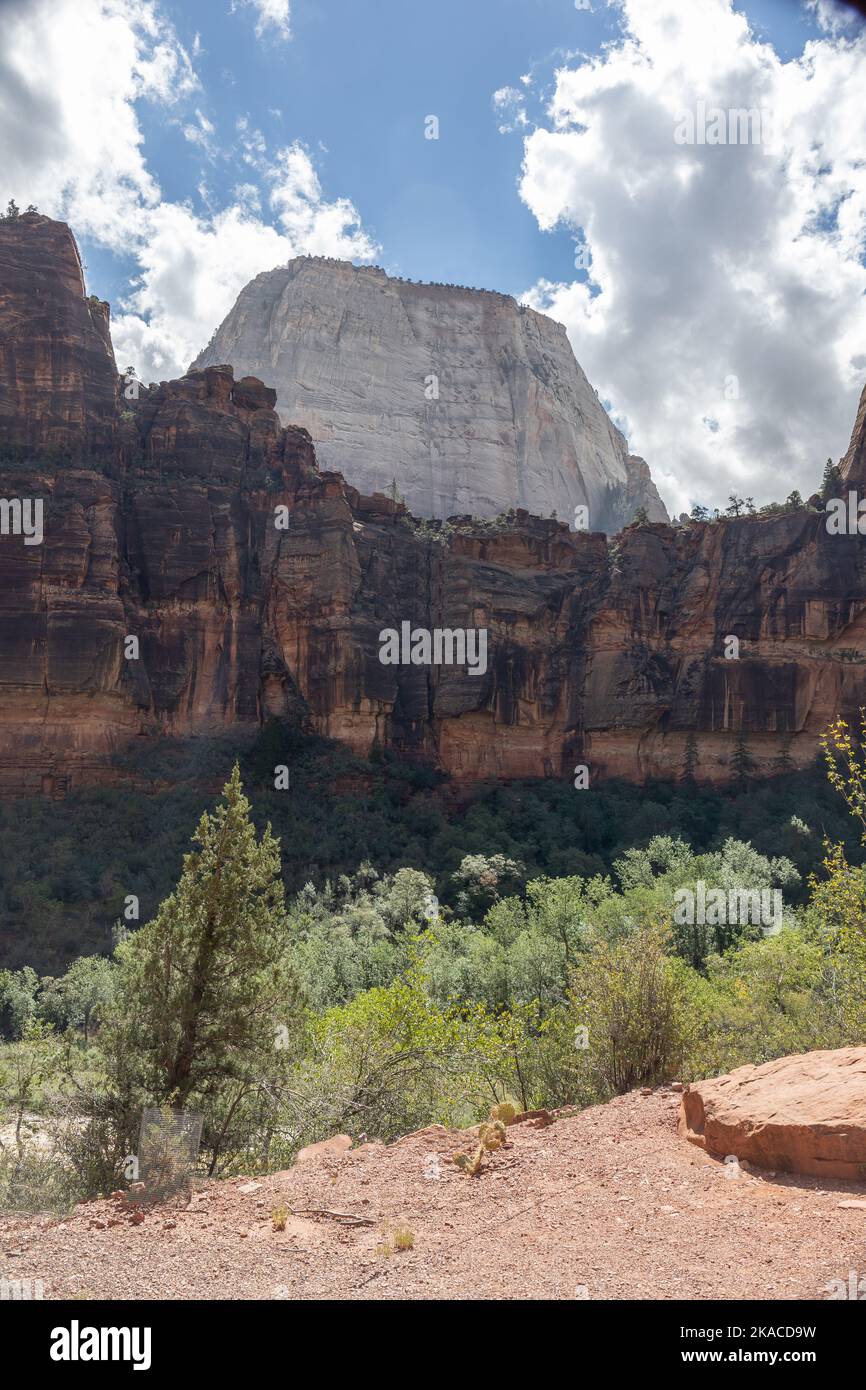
left=1, top=216, right=866, bottom=794
left=842, top=378, right=866, bottom=487
left=0, top=213, right=117, bottom=459
left=190, top=257, right=668, bottom=532
left=679, top=1049, right=866, bottom=1180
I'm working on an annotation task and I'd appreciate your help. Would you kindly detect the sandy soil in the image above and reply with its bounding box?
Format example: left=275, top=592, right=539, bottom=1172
left=3, top=1088, right=865, bottom=1301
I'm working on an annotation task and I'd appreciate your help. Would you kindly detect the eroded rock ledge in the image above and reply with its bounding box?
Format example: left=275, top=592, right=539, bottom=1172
left=1, top=215, right=866, bottom=793
left=679, top=1049, right=866, bottom=1180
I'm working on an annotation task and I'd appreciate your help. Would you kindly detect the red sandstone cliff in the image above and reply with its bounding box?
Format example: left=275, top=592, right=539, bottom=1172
left=842, top=379, right=866, bottom=487
left=0, top=215, right=864, bottom=792
left=0, top=213, right=117, bottom=460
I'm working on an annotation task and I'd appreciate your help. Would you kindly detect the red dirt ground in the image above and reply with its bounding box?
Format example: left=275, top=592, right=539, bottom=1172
left=3, top=1088, right=866, bottom=1300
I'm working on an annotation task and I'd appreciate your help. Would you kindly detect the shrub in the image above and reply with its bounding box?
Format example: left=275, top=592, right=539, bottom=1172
left=570, top=924, right=694, bottom=1096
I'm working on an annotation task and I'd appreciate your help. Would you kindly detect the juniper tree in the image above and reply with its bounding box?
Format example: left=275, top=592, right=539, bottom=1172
left=681, top=732, right=699, bottom=784
left=820, top=457, right=842, bottom=502
left=771, top=731, right=795, bottom=774
left=730, top=727, right=755, bottom=790
left=103, top=765, right=304, bottom=1168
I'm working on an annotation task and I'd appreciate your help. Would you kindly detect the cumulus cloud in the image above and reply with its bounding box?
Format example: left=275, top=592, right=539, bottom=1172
left=114, top=147, right=378, bottom=380
left=0, top=0, right=377, bottom=382
left=0, top=0, right=190, bottom=250
left=518, top=0, right=866, bottom=514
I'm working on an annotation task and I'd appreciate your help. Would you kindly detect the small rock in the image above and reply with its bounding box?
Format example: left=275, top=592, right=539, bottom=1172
left=238, top=1181, right=262, bottom=1194
left=838, top=1200, right=866, bottom=1209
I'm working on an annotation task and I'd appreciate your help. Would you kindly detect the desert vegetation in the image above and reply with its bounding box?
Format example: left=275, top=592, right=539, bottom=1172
left=2, top=718, right=866, bottom=1214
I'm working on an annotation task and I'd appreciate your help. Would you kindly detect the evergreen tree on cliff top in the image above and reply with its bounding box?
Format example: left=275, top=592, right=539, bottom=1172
left=104, top=765, right=303, bottom=1136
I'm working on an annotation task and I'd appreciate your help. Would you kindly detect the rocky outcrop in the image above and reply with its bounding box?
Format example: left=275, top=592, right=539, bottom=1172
left=679, top=1049, right=866, bottom=1179
left=0, top=213, right=117, bottom=460
left=190, top=257, right=668, bottom=532
left=1, top=216, right=865, bottom=794
left=841, top=379, right=866, bottom=487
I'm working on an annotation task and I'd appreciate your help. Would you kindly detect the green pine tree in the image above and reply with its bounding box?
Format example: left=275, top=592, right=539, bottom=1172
left=103, top=765, right=303, bottom=1155
left=730, top=727, right=755, bottom=790
left=820, top=457, right=842, bottom=503
left=772, top=730, right=795, bottom=773
left=681, top=732, right=699, bottom=784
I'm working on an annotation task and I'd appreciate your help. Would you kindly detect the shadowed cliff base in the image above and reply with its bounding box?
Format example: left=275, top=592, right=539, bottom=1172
left=0, top=720, right=861, bottom=975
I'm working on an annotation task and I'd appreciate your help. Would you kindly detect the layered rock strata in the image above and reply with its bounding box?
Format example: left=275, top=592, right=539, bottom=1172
left=1, top=216, right=865, bottom=793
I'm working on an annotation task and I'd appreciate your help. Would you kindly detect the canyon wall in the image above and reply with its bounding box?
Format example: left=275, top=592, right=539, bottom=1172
left=190, top=256, right=668, bottom=532
left=1, top=215, right=865, bottom=794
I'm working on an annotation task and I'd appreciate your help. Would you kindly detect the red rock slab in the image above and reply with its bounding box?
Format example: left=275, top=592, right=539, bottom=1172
left=679, top=1047, right=866, bottom=1180
left=294, top=1134, right=353, bottom=1165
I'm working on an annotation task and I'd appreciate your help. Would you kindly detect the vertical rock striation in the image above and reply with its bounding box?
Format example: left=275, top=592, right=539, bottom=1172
left=0, top=213, right=117, bottom=459
left=0, top=216, right=865, bottom=794
left=190, top=257, right=668, bottom=532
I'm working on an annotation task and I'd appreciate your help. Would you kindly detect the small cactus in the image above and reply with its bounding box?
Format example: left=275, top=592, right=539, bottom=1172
left=490, top=1102, right=519, bottom=1125
left=452, top=1119, right=507, bottom=1176
left=479, top=1120, right=507, bottom=1151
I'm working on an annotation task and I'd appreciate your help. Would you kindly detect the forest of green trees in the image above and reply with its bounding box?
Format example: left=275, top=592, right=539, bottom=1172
left=2, top=716, right=866, bottom=1213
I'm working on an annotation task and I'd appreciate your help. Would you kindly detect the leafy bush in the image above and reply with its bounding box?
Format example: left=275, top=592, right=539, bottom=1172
left=570, top=925, right=695, bottom=1095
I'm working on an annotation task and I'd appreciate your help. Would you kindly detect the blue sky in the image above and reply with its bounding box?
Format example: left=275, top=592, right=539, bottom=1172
left=85, top=0, right=830, bottom=307
left=2, top=0, right=865, bottom=512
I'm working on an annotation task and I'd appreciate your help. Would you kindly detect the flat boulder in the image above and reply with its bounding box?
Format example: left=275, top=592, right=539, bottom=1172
left=294, top=1134, right=353, bottom=1166
left=679, top=1048, right=866, bottom=1180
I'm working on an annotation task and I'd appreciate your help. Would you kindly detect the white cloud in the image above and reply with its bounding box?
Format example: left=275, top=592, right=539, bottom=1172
left=492, top=86, right=529, bottom=134
left=233, top=0, right=291, bottom=42
left=0, top=0, right=191, bottom=251
left=182, top=109, right=216, bottom=156
left=806, top=0, right=864, bottom=37
left=235, top=114, right=268, bottom=170
left=518, top=0, right=866, bottom=514
left=114, top=149, right=378, bottom=380
left=0, top=0, right=378, bottom=383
